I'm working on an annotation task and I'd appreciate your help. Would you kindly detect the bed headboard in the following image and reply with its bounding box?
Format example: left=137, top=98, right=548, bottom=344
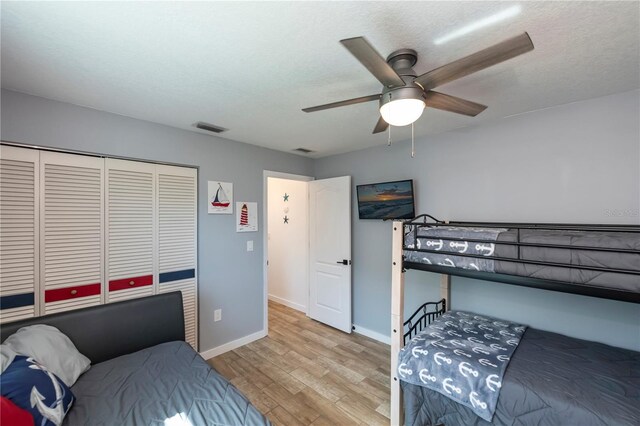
left=0, top=292, right=186, bottom=364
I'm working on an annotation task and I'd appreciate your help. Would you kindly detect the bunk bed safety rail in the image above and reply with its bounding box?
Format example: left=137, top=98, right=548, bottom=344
left=403, top=298, right=446, bottom=345
left=401, top=215, right=640, bottom=303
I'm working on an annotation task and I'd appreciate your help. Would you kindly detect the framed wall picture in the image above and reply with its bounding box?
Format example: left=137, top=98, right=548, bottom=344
left=236, top=202, right=258, bottom=232
left=208, top=181, right=233, bottom=214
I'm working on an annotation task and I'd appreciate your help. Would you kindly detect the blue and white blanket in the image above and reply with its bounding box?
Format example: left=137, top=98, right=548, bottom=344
left=398, top=311, right=526, bottom=422
left=404, top=226, right=507, bottom=272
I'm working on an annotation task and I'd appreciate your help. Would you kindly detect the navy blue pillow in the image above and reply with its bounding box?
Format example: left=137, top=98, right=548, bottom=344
left=0, top=355, right=74, bottom=426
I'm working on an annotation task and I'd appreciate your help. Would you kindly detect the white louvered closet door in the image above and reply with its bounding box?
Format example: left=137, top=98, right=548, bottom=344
left=106, top=159, right=156, bottom=303
left=40, top=152, right=104, bottom=315
left=155, top=165, right=198, bottom=349
left=0, top=146, right=39, bottom=323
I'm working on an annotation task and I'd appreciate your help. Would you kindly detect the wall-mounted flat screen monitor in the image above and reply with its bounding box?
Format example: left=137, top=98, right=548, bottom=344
left=356, top=179, right=415, bottom=220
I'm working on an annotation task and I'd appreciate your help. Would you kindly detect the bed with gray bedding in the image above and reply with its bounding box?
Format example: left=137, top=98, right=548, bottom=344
left=404, top=226, right=640, bottom=293
left=399, top=220, right=639, bottom=424
left=0, top=292, right=270, bottom=426
left=401, top=327, right=640, bottom=426
left=65, top=341, right=267, bottom=425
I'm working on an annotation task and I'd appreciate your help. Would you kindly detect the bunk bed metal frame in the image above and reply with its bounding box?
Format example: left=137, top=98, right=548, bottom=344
left=390, top=216, right=640, bottom=425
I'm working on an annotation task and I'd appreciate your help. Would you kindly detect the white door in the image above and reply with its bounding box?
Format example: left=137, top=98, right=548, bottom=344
left=0, top=145, right=39, bottom=322
left=308, top=176, right=352, bottom=333
left=40, top=151, right=104, bottom=315
left=155, top=164, right=198, bottom=350
left=105, top=158, right=156, bottom=303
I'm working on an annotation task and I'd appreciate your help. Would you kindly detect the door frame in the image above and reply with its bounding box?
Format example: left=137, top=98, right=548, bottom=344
left=262, top=170, right=314, bottom=335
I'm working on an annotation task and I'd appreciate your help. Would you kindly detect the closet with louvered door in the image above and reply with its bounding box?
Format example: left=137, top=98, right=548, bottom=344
left=1, top=145, right=198, bottom=348
left=40, top=151, right=104, bottom=315
left=106, top=159, right=156, bottom=303
left=155, top=164, right=198, bottom=349
left=0, top=146, right=39, bottom=323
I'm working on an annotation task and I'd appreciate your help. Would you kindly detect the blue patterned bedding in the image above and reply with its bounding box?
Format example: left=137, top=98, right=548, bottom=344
left=404, top=226, right=505, bottom=272
left=398, top=311, right=526, bottom=422
left=404, top=226, right=640, bottom=292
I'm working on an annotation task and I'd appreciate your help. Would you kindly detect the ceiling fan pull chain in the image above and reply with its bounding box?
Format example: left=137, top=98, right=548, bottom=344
left=411, top=122, right=415, bottom=158
left=388, top=124, right=392, bottom=146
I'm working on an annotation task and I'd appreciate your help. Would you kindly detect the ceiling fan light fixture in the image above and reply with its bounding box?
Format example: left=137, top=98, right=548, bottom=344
left=379, top=98, right=425, bottom=127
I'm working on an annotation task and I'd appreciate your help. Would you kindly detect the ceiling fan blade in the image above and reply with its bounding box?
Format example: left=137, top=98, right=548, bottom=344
left=340, top=37, right=406, bottom=88
left=372, top=116, right=389, bottom=134
left=302, top=94, right=381, bottom=113
left=414, top=32, right=534, bottom=91
left=424, top=91, right=487, bottom=117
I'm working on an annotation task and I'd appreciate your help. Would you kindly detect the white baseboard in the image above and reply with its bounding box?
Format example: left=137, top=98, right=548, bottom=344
left=268, top=294, right=306, bottom=313
left=199, top=328, right=267, bottom=360
left=352, top=324, right=391, bottom=345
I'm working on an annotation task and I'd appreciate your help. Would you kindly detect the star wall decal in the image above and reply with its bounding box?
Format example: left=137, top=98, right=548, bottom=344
left=283, top=215, right=289, bottom=224
left=283, top=193, right=289, bottom=202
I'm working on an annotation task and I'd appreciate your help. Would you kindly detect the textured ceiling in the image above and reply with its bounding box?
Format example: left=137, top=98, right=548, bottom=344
left=2, top=1, right=639, bottom=158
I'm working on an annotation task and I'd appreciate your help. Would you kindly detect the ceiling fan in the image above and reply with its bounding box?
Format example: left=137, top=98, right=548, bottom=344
left=302, top=33, right=534, bottom=134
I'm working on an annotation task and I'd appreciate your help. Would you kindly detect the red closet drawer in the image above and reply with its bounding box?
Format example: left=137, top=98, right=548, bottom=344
left=108, top=275, right=153, bottom=292
left=45, top=283, right=101, bottom=303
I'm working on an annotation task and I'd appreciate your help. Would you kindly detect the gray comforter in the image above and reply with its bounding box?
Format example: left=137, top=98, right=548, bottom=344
left=64, top=341, right=270, bottom=426
left=401, top=328, right=640, bottom=426
left=494, top=229, right=640, bottom=292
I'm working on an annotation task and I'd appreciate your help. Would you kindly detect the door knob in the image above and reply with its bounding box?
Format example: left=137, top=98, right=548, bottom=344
left=336, top=259, right=351, bottom=265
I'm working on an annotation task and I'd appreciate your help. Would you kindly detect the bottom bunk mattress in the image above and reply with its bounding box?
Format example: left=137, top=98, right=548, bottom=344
left=64, top=341, right=270, bottom=425
left=401, top=328, right=640, bottom=426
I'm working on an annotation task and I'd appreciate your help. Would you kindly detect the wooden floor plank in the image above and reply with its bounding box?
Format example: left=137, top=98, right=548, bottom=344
left=299, top=388, right=359, bottom=426
left=336, top=395, right=390, bottom=426
left=207, top=357, right=237, bottom=380
left=316, top=356, right=366, bottom=384
left=228, top=357, right=274, bottom=390
left=267, top=405, right=307, bottom=426
left=230, top=376, right=279, bottom=414
left=290, top=367, right=345, bottom=402
left=262, top=383, right=320, bottom=425
left=208, top=301, right=391, bottom=424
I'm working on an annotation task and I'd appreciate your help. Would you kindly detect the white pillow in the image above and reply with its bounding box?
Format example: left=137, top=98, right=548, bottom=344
left=2, top=324, right=90, bottom=386
left=0, top=344, right=19, bottom=374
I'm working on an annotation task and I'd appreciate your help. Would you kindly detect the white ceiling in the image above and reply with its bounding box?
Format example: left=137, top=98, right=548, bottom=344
left=2, top=1, right=639, bottom=158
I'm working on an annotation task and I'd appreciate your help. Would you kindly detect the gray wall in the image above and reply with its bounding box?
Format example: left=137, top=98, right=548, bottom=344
left=315, top=89, right=640, bottom=351
left=0, top=89, right=314, bottom=352
left=3, top=88, right=639, bottom=352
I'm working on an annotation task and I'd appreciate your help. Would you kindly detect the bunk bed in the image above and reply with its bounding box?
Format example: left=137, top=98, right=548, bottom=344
left=390, top=215, right=640, bottom=426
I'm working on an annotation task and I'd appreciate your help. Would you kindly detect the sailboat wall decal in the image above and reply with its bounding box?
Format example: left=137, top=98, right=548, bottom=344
left=207, top=181, right=233, bottom=214
left=212, top=184, right=230, bottom=208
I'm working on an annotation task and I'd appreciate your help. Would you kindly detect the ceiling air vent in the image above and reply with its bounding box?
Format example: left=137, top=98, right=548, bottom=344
left=293, top=148, right=314, bottom=154
left=194, top=121, right=228, bottom=134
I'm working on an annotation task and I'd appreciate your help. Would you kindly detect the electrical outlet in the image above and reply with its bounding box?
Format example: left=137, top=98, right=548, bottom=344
left=214, top=309, right=222, bottom=322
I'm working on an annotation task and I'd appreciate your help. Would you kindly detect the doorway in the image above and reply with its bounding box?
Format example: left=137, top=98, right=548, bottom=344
left=263, top=171, right=313, bottom=333
left=262, top=171, right=352, bottom=335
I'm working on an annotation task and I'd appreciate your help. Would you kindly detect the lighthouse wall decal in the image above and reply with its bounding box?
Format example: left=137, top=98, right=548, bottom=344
left=240, top=203, right=249, bottom=225
left=207, top=181, right=233, bottom=214
left=236, top=202, right=258, bottom=232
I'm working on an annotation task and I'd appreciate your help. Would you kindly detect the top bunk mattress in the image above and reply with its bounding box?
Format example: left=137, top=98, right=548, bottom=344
left=403, top=226, right=640, bottom=294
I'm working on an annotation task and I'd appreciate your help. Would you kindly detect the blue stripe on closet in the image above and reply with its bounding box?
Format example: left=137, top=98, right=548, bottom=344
left=159, top=269, right=195, bottom=284
left=0, top=293, right=35, bottom=310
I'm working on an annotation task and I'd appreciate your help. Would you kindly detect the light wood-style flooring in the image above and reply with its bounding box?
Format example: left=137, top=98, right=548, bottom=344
left=208, top=301, right=391, bottom=425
